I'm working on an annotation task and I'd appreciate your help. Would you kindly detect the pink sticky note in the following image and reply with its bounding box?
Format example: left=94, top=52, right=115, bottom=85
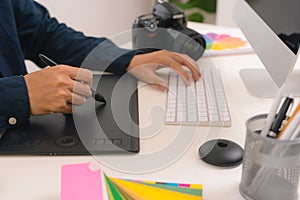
left=61, top=163, right=103, bottom=200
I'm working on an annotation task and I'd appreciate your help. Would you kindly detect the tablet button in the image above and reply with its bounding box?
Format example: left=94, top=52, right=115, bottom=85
left=112, top=139, right=122, bottom=145
left=56, top=136, right=79, bottom=148
left=96, top=139, right=105, bottom=145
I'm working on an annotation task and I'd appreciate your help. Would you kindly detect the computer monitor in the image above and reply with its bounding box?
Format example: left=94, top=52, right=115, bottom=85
left=233, top=0, right=300, bottom=97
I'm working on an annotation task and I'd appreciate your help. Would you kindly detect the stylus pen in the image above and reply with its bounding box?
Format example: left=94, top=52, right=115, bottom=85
left=268, top=97, right=294, bottom=138
left=260, top=83, right=286, bottom=137
left=38, top=54, right=106, bottom=103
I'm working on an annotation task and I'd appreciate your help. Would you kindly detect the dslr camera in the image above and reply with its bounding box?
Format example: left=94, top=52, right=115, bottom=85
left=132, top=0, right=206, bottom=60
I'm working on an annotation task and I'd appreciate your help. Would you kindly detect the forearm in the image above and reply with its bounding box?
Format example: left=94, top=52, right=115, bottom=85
left=80, top=39, right=141, bottom=74
left=0, top=76, right=30, bottom=132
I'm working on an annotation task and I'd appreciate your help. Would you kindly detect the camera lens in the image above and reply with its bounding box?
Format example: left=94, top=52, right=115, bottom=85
left=181, top=34, right=206, bottom=60
left=184, top=39, right=201, bottom=54
left=170, top=27, right=206, bottom=60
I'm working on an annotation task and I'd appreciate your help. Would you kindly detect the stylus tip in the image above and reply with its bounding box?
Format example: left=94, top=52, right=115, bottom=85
left=92, top=90, right=106, bottom=104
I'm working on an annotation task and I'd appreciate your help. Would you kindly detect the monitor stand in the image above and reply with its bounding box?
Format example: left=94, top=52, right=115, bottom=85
left=240, top=69, right=300, bottom=98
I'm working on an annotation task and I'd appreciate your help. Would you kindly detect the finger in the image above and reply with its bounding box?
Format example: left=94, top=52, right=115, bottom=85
left=54, top=102, right=72, bottom=114
left=179, top=53, right=199, bottom=67
left=148, top=72, right=168, bottom=91
left=151, top=83, right=168, bottom=91
left=72, top=81, right=92, bottom=98
left=62, top=103, right=73, bottom=114
left=66, top=67, right=93, bottom=86
left=128, top=64, right=168, bottom=91
left=71, top=93, right=87, bottom=106
left=167, top=58, right=190, bottom=86
left=171, top=53, right=200, bottom=81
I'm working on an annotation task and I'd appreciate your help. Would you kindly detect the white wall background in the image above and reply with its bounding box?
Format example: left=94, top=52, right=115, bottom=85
left=36, top=0, right=238, bottom=35
left=216, top=0, right=237, bottom=27
left=37, top=0, right=154, bottom=37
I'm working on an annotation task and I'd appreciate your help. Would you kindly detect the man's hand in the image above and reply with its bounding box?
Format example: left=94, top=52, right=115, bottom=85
left=24, top=65, right=92, bottom=115
left=127, top=50, right=200, bottom=90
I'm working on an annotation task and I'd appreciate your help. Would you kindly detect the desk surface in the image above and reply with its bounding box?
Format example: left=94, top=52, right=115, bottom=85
left=1, top=23, right=297, bottom=200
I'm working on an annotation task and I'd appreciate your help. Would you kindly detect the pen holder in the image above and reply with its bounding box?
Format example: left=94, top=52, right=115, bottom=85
left=240, top=114, right=300, bottom=200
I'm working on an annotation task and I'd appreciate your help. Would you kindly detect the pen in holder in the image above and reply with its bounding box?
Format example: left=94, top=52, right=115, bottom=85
left=240, top=114, right=300, bottom=200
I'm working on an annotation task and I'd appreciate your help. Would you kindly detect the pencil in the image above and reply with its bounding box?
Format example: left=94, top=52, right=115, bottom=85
left=276, top=102, right=300, bottom=139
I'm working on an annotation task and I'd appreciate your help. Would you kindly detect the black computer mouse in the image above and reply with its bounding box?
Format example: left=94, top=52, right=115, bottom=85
left=198, top=139, right=244, bottom=167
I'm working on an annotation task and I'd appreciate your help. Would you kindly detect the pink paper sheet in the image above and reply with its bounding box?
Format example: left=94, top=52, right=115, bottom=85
left=61, top=163, right=103, bottom=200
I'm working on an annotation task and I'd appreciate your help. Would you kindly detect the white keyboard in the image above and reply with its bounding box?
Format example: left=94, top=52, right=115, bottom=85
left=165, top=67, right=231, bottom=127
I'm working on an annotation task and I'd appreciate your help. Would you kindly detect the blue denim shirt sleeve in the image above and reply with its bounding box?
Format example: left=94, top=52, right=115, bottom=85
left=0, top=76, right=30, bottom=132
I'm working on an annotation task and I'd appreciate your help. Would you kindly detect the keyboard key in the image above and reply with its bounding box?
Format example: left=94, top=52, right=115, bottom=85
left=165, top=68, right=231, bottom=127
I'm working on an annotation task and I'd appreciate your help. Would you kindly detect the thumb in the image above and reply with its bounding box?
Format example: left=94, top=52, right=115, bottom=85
left=148, top=72, right=168, bottom=91
left=127, top=64, right=167, bottom=91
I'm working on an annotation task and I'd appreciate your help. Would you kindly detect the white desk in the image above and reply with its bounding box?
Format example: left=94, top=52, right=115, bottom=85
left=0, top=23, right=297, bottom=200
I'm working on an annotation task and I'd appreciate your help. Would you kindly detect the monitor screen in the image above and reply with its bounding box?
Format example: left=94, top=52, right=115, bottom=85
left=246, top=0, right=300, bottom=54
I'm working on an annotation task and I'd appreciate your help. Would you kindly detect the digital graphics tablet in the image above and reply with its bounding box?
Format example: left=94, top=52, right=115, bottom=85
left=0, top=74, right=139, bottom=155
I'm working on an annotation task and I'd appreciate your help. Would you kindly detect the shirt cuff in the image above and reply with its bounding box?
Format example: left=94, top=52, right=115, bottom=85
left=0, top=76, right=31, bottom=132
left=107, top=49, right=142, bottom=75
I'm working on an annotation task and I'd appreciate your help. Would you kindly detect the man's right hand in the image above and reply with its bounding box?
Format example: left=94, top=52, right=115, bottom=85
left=24, top=65, right=93, bottom=115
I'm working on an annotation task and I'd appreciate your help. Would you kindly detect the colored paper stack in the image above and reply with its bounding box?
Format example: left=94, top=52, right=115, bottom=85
left=61, top=163, right=202, bottom=200
left=200, top=28, right=254, bottom=56
left=104, top=174, right=202, bottom=200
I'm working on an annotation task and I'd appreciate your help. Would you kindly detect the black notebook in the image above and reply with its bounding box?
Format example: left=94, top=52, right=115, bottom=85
left=0, top=74, right=139, bottom=155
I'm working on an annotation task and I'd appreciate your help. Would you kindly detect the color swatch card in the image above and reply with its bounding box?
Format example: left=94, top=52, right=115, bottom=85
left=201, top=29, right=254, bottom=57
left=61, top=163, right=203, bottom=200
left=105, top=175, right=202, bottom=200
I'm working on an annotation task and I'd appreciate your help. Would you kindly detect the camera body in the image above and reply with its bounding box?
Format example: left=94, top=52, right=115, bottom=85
left=132, top=0, right=206, bottom=60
